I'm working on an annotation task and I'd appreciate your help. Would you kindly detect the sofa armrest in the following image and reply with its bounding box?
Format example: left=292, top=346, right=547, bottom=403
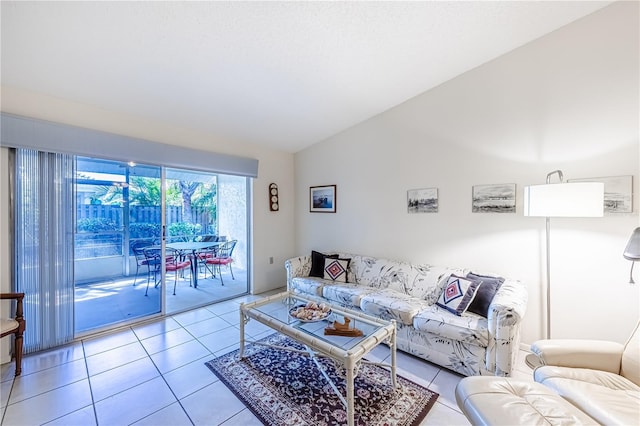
left=531, top=339, right=624, bottom=374
left=485, top=279, right=528, bottom=376
left=285, top=255, right=312, bottom=290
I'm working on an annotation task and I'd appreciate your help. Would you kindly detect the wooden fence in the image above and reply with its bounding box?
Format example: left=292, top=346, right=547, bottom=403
left=76, top=205, right=212, bottom=226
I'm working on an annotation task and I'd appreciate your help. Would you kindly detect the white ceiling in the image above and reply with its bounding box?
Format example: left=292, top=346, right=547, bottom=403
left=1, top=1, right=612, bottom=153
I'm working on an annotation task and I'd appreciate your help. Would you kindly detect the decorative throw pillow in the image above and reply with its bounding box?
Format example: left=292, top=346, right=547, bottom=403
left=436, top=275, right=483, bottom=316
left=323, top=258, right=350, bottom=283
left=465, top=272, right=505, bottom=318
left=310, top=250, right=339, bottom=277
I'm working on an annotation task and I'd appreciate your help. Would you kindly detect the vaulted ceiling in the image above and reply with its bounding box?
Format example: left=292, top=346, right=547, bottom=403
left=1, top=1, right=612, bottom=153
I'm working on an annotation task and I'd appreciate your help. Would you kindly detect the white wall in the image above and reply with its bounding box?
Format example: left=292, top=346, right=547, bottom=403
left=294, top=2, right=640, bottom=346
left=0, top=91, right=295, bottom=296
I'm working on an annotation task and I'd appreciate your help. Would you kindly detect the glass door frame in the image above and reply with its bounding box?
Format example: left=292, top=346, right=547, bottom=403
left=73, top=159, right=167, bottom=337
left=73, top=160, right=252, bottom=336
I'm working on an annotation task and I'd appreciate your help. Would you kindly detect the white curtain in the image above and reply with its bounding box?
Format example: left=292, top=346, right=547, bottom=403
left=13, top=149, right=75, bottom=353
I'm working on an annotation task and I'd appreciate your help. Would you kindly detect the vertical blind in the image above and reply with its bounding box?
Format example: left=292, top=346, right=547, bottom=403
left=14, top=149, right=75, bottom=352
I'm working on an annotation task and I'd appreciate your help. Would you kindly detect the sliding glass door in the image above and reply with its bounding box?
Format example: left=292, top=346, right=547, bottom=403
left=14, top=149, right=250, bottom=341
left=7, top=114, right=257, bottom=353
left=164, top=168, right=249, bottom=314
left=74, top=158, right=162, bottom=333
left=73, top=159, right=250, bottom=331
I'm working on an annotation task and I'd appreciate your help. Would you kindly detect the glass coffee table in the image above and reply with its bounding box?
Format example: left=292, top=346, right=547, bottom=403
left=239, top=291, right=397, bottom=426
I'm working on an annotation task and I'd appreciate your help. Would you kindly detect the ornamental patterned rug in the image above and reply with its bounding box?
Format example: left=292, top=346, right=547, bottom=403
left=205, top=333, right=439, bottom=426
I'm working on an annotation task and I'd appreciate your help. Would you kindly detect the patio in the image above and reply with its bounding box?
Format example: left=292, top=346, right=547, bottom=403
left=75, top=268, right=248, bottom=334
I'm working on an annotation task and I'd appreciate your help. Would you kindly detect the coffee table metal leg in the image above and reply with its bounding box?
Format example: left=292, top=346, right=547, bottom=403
left=239, top=304, right=245, bottom=359
left=390, top=320, right=397, bottom=388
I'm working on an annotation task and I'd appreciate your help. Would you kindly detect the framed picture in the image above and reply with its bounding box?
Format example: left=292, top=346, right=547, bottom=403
left=569, top=175, right=633, bottom=214
left=472, top=183, right=516, bottom=213
left=407, top=188, right=438, bottom=213
left=310, top=185, right=336, bottom=213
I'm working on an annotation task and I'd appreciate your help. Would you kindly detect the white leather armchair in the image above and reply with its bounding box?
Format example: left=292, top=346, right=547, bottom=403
left=532, top=320, right=640, bottom=425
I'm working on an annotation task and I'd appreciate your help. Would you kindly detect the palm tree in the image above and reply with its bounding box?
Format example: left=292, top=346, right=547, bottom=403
left=178, top=181, right=200, bottom=223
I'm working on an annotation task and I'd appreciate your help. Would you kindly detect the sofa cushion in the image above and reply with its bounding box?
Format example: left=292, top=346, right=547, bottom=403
left=290, top=276, right=327, bottom=297
left=413, top=305, right=490, bottom=347
left=310, top=251, right=338, bottom=277
left=436, top=275, right=483, bottom=316
left=348, top=256, right=464, bottom=300
left=322, top=284, right=379, bottom=308
left=465, top=272, right=504, bottom=318
left=359, top=289, right=431, bottom=326
left=535, top=365, right=640, bottom=426
left=323, top=257, right=350, bottom=283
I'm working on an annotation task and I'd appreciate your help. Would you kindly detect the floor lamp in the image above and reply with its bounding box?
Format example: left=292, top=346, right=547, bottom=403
left=523, top=170, right=604, bottom=369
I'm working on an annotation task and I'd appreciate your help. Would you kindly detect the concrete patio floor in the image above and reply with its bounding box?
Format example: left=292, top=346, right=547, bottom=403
left=75, top=268, right=249, bottom=334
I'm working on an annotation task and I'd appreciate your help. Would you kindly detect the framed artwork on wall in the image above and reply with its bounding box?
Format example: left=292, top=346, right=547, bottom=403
left=472, top=183, right=516, bottom=213
left=407, top=188, right=438, bottom=213
left=310, top=185, right=336, bottom=213
left=568, top=175, right=633, bottom=214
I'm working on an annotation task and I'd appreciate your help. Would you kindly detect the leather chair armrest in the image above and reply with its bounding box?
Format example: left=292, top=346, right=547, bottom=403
left=531, top=339, right=624, bottom=374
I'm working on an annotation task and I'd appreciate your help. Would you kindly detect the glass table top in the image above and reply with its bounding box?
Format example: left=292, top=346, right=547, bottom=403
left=242, top=292, right=392, bottom=352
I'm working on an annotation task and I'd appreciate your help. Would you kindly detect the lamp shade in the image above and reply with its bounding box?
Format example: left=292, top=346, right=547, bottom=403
left=524, top=182, right=604, bottom=217
left=624, top=227, right=640, bottom=261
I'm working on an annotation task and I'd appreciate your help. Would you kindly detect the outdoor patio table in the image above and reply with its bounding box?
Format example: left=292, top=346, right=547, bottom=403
left=166, top=241, right=223, bottom=288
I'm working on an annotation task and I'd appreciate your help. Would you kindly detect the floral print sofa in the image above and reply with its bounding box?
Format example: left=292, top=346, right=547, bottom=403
left=285, top=253, right=528, bottom=377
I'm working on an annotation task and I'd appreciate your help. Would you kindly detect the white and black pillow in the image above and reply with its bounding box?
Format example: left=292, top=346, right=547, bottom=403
left=436, top=275, right=483, bottom=316
left=323, top=258, right=350, bottom=283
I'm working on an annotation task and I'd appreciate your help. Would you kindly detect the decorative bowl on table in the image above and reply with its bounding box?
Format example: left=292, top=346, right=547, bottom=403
left=289, top=302, right=332, bottom=322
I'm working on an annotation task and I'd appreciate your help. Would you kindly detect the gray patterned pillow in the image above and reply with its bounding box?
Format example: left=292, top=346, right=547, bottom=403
left=465, top=272, right=504, bottom=317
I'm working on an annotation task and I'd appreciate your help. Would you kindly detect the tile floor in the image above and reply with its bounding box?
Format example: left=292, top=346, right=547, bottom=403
left=0, top=291, right=536, bottom=425
left=75, top=268, right=249, bottom=333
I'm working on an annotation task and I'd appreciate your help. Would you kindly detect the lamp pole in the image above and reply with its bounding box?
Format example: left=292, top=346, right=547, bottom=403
left=526, top=170, right=561, bottom=369
left=544, top=170, right=563, bottom=341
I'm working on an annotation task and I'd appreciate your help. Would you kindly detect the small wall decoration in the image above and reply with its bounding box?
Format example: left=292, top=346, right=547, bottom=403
left=472, top=183, right=516, bottom=213
left=310, top=185, right=336, bottom=213
left=569, top=175, right=633, bottom=214
left=269, top=183, right=279, bottom=211
left=407, top=188, right=438, bottom=213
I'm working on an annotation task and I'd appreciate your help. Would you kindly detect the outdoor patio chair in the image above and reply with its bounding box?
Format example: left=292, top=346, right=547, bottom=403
left=204, top=240, right=237, bottom=285
left=131, top=240, right=155, bottom=286
left=142, top=247, right=162, bottom=296
left=1, top=292, right=25, bottom=376
left=143, top=247, right=191, bottom=296
left=166, top=247, right=192, bottom=295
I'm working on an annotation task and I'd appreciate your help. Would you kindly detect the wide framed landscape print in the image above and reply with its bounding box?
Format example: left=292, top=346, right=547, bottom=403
left=407, top=188, right=438, bottom=213
left=472, top=183, right=516, bottom=213
left=310, top=185, right=336, bottom=213
left=569, top=175, right=633, bottom=214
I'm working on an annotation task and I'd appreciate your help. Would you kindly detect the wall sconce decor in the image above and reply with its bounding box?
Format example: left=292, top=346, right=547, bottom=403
left=269, top=183, right=279, bottom=211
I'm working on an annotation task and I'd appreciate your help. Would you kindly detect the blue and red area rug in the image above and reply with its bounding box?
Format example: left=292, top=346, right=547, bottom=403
left=205, top=333, right=439, bottom=426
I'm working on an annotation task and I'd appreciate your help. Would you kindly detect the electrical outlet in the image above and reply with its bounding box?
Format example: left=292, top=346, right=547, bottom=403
left=269, top=257, right=274, bottom=264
